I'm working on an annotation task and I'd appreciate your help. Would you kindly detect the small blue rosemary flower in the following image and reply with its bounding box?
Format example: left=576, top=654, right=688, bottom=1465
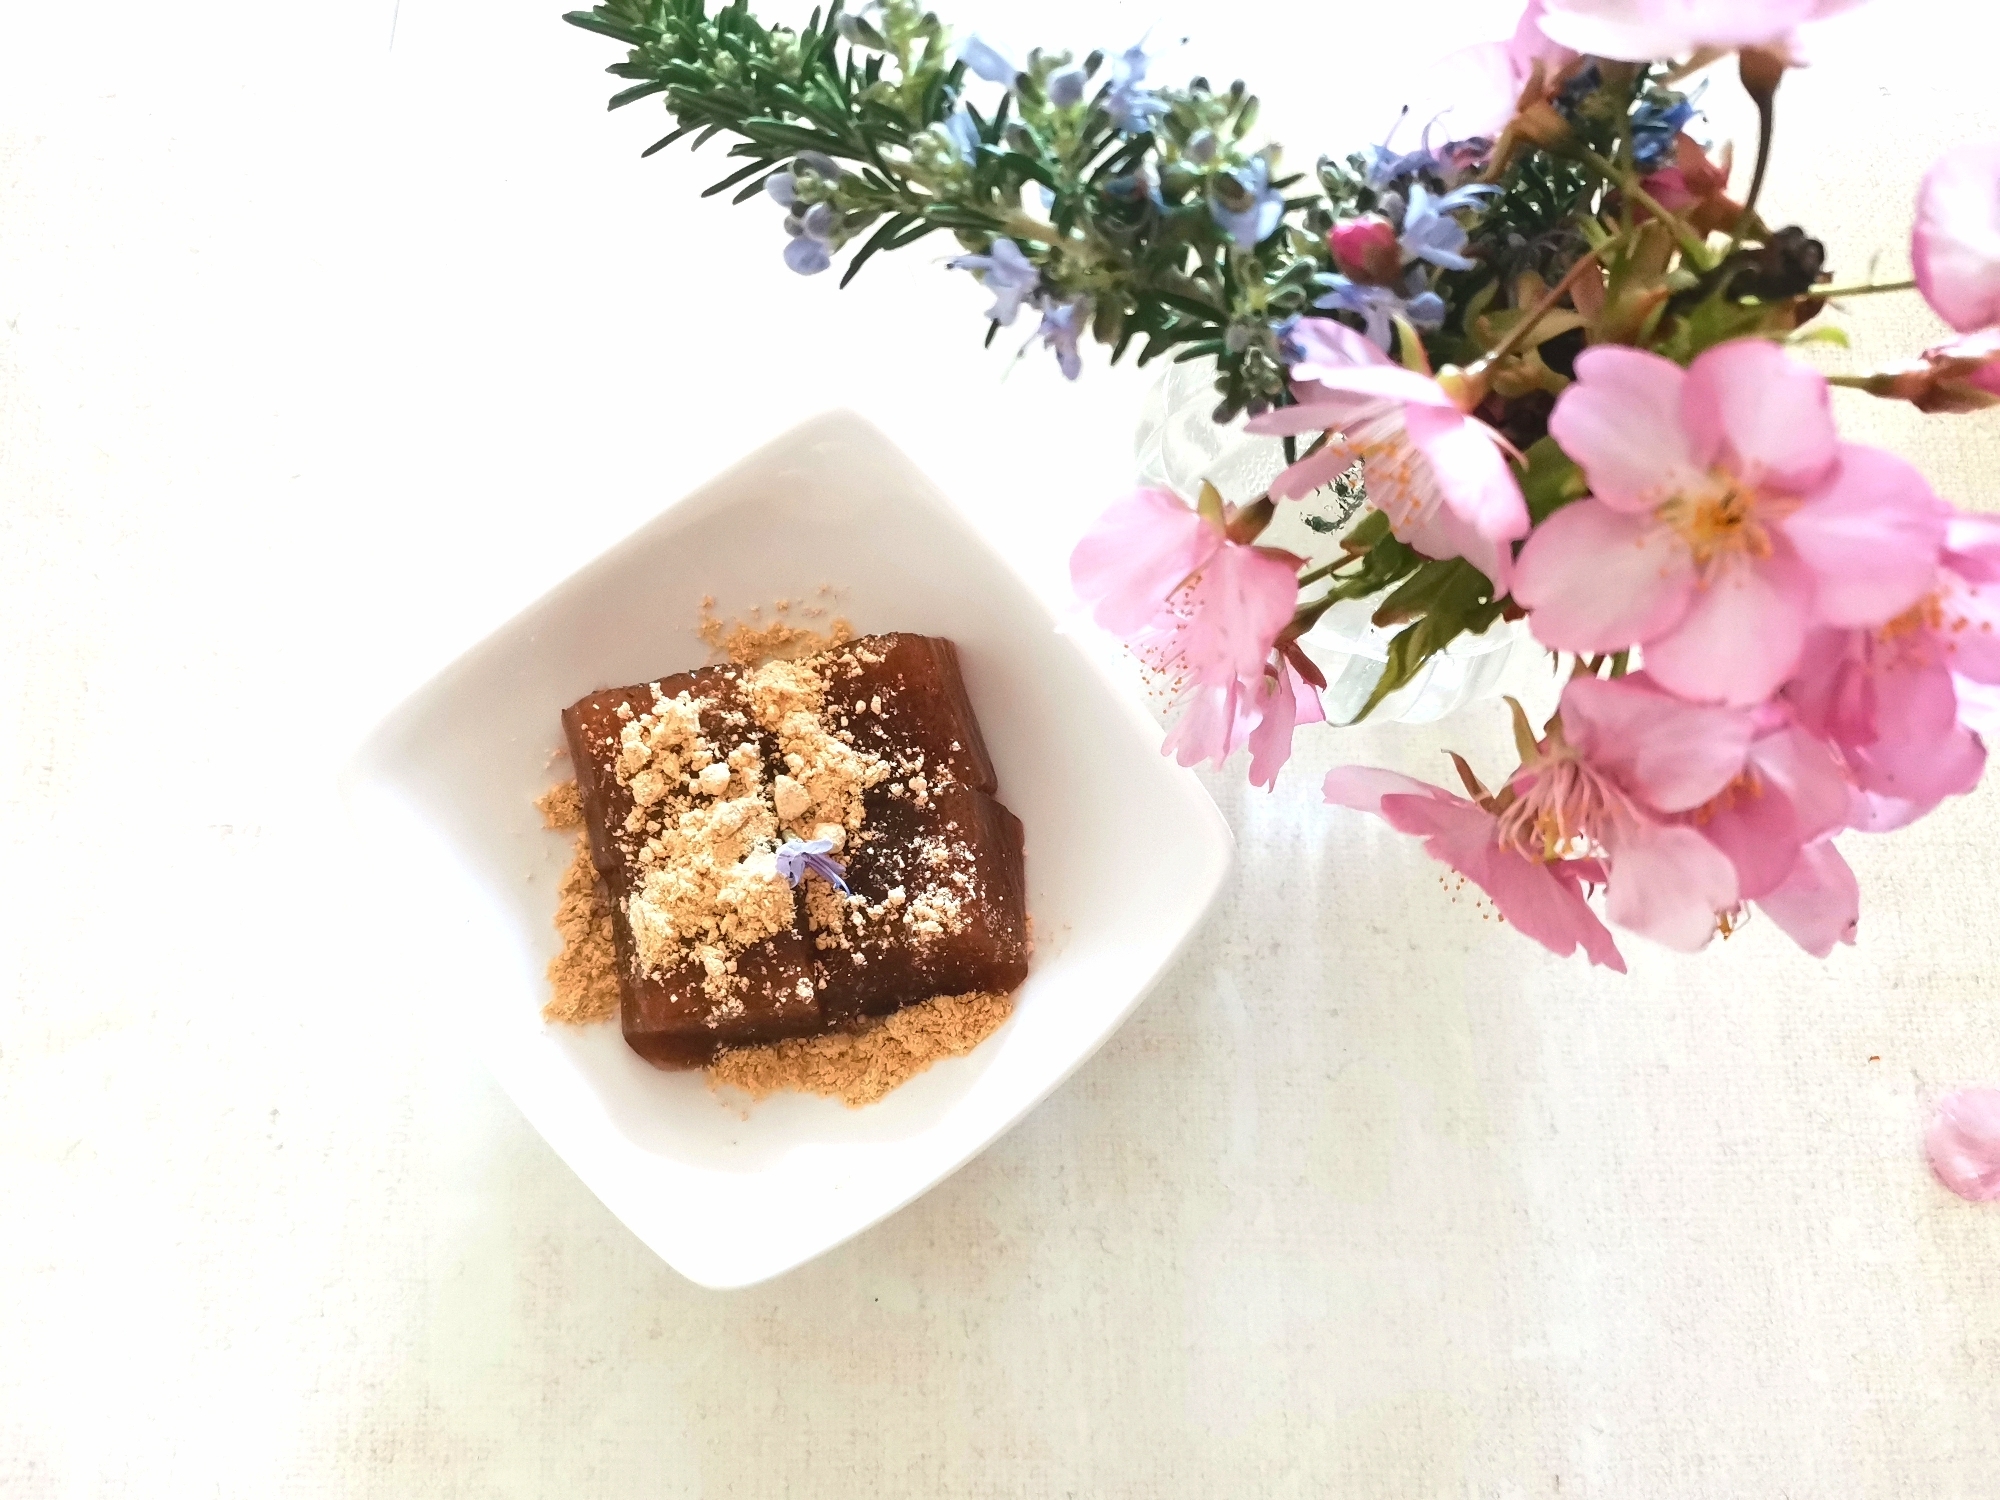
left=1103, top=42, right=1166, bottom=133
left=775, top=838, right=849, bottom=894
left=784, top=233, right=832, bottom=275
left=948, top=237, right=1040, bottom=325
left=1210, top=156, right=1285, bottom=249
left=835, top=3, right=886, bottom=50
left=1398, top=181, right=1499, bottom=271
left=1631, top=89, right=1701, bottom=173
left=1361, top=139, right=1437, bottom=190
left=1048, top=66, right=1088, bottom=109
left=940, top=109, right=980, bottom=163
left=1037, top=293, right=1090, bottom=380
left=1312, top=275, right=1441, bottom=350
left=959, top=34, right=1017, bottom=86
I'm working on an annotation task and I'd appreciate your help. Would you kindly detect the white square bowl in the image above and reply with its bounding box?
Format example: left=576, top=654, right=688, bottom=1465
left=340, top=410, right=1233, bottom=1288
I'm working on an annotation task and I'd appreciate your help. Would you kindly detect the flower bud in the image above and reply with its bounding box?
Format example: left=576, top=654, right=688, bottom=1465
left=765, top=172, right=797, bottom=208
left=802, top=201, right=839, bottom=239
left=1328, top=215, right=1403, bottom=284
left=1048, top=67, right=1086, bottom=108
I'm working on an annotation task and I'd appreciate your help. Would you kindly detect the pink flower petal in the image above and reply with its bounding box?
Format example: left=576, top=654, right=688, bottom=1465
left=1265, top=438, right=1361, bottom=503
left=1549, top=346, right=1704, bottom=512
left=1692, top=720, right=1850, bottom=900
left=1285, top=316, right=1396, bottom=372
left=1927, top=1088, right=2000, bottom=1202
left=1071, top=488, right=1223, bottom=638
left=1749, top=724, right=1853, bottom=845
left=1699, top=780, right=1812, bottom=901
left=1404, top=405, right=1531, bottom=546
left=1946, top=512, right=2000, bottom=583
left=1560, top=673, right=1757, bottom=812
left=1245, top=661, right=1322, bottom=790
left=1161, top=678, right=1252, bottom=769
left=1846, top=787, right=1928, bottom=833
left=1681, top=340, right=1839, bottom=495
left=1323, top=765, right=1448, bottom=815
left=1514, top=500, right=1697, bottom=653
left=1404, top=502, right=1515, bottom=597
left=1291, top=362, right=1461, bottom=409
left=1602, top=819, right=1739, bottom=952
left=1245, top=400, right=1366, bottom=439
left=1536, top=0, right=1822, bottom=60
left=1640, top=546, right=1814, bottom=706
left=1940, top=555, right=2000, bottom=684
left=1376, top=790, right=1627, bottom=971
left=1780, top=444, right=1946, bottom=628
left=1175, top=543, right=1302, bottom=688
left=1913, top=141, right=2000, bottom=335
left=1757, top=838, right=1859, bottom=956
left=1845, top=654, right=1987, bottom=808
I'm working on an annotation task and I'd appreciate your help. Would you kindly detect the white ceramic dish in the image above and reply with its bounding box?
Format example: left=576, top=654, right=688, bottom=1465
left=340, top=410, right=1233, bottom=1288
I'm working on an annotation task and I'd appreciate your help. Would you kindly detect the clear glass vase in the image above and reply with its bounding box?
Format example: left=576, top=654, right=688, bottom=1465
left=1133, top=357, right=1522, bottom=726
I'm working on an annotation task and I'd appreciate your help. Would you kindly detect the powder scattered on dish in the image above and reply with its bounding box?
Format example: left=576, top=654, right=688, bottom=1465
left=537, top=600, right=1027, bottom=1105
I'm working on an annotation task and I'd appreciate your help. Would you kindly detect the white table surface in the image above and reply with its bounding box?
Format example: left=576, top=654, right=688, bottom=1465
left=5, top=1, right=1998, bottom=1494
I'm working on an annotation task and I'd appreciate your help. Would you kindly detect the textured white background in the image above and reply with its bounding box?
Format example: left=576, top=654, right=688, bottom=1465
left=4, top=0, right=1998, bottom=1494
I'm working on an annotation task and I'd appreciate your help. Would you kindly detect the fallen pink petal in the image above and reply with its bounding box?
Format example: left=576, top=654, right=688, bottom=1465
left=1927, top=1089, right=2000, bottom=1202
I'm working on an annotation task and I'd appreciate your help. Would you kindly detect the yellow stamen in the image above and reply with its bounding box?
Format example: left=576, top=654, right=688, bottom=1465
left=1656, top=473, right=1773, bottom=569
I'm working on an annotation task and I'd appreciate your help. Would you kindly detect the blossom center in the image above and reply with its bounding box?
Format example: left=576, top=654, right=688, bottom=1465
left=1495, top=752, right=1630, bottom=864
left=1879, top=591, right=1946, bottom=643
left=1340, top=409, right=1438, bottom=533
left=1657, top=473, right=1773, bottom=570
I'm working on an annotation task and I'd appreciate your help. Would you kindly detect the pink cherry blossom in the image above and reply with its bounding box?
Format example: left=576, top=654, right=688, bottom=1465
left=1167, top=655, right=1326, bottom=788
left=1928, top=1088, right=2000, bottom=1202
left=1514, top=673, right=1747, bottom=950
left=1323, top=765, right=1626, bottom=970
left=1072, top=484, right=1317, bottom=782
left=1535, top=0, right=1872, bottom=65
left=1912, top=141, right=2000, bottom=335
left=1513, top=340, right=1948, bottom=706
left=1070, top=487, right=1224, bottom=636
left=1246, top=318, right=1530, bottom=591
left=1685, top=711, right=1850, bottom=902
left=1130, top=537, right=1303, bottom=692
left=1782, top=516, right=2000, bottom=826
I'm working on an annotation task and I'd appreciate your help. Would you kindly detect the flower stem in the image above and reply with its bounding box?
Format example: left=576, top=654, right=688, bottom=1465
left=1483, top=247, right=1607, bottom=367
left=1815, top=278, right=1918, bottom=300
left=1575, top=146, right=1712, bottom=269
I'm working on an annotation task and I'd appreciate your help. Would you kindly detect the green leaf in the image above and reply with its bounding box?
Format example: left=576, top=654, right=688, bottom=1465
left=1345, top=561, right=1500, bottom=724
left=840, top=213, right=914, bottom=287
left=1518, top=434, right=1587, bottom=524
left=641, top=122, right=699, bottom=157
left=563, top=11, right=649, bottom=44
left=607, top=80, right=671, bottom=110
left=702, top=158, right=774, bottom=197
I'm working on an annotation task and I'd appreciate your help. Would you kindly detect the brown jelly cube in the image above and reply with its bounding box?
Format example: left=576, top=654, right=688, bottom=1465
left=622, top=931, right=825, bottom=1068
left=561, top=666, right=824, bottom=1068
left=822, top=634, right=997, bottom=795
left=820, top=785, right=1029, bottom=1017
left=559, top=631, right=1026, bottom=1070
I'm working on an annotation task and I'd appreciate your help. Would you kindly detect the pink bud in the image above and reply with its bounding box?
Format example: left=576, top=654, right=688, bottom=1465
left=1328, top=215, right=1404, bottom=285
left=1927, top=1088, right=2000, bottom=1202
